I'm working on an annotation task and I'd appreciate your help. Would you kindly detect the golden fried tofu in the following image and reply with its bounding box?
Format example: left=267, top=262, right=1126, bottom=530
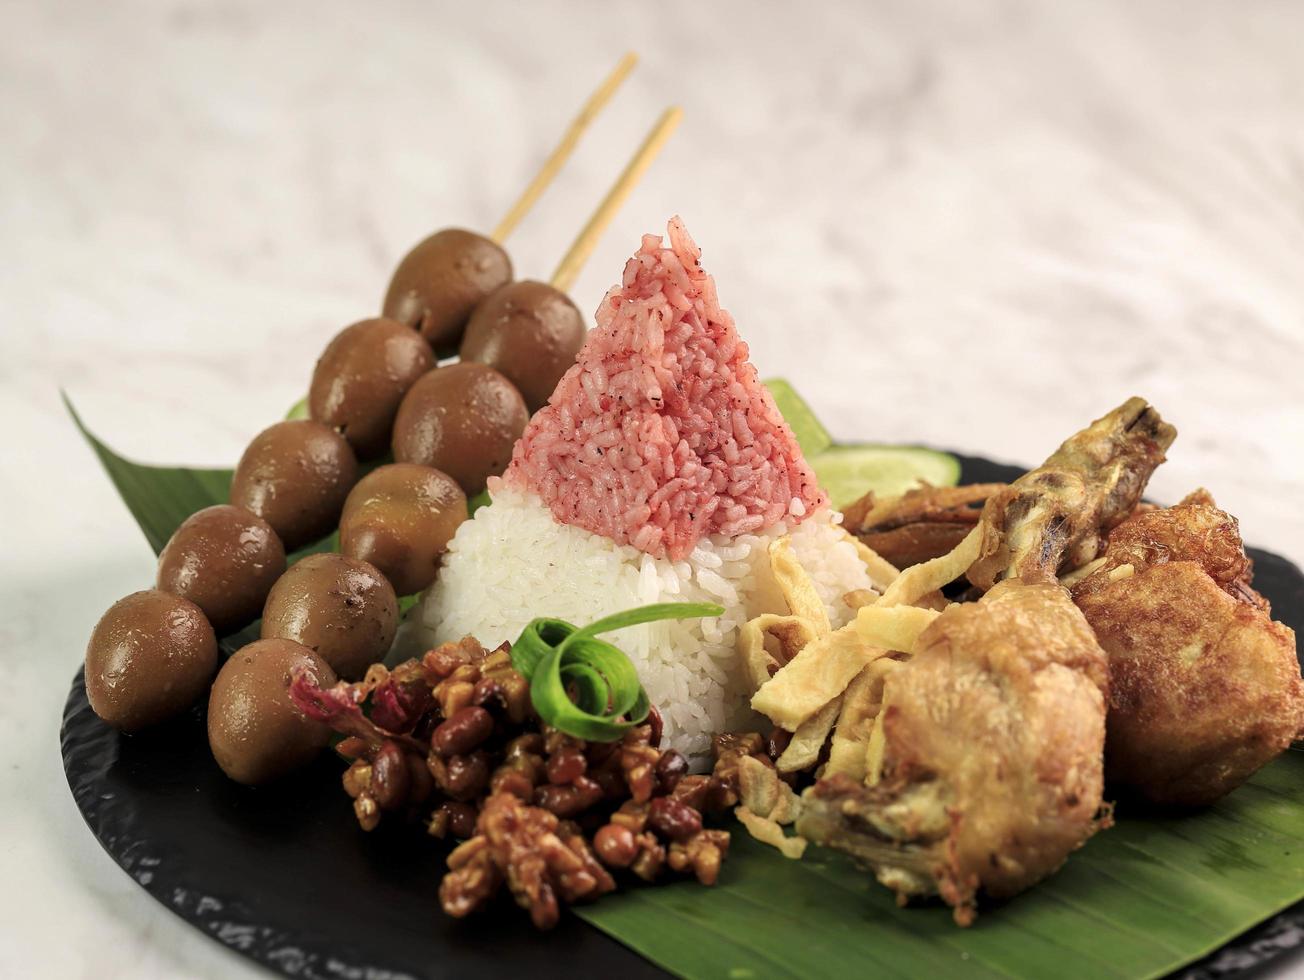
left=1073, top=493, right=1304, bottom=805
left=798, top=580, right=1109, bottom=925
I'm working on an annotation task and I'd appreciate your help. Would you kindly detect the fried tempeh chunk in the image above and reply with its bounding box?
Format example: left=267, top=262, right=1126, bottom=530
left=1072, top=491, right=1304, bottom=806
left=968, top=397, right=1176, bottom=590
left=797, top=581, right=1109, bottom=925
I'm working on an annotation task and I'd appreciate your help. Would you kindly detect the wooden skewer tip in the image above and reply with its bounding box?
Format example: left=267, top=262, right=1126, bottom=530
left=550, top=105, right=684, bottom=293
left=491, top=52, right=640, bottom=244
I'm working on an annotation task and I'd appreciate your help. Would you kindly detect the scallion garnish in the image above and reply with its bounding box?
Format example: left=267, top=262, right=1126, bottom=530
left=510, top=602, right=724, bottom=742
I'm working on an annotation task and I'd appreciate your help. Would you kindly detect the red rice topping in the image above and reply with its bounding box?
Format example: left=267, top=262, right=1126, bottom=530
left=500, top=217, right=825, bottom=559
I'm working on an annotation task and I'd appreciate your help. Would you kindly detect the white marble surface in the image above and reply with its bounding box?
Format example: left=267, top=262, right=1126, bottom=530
left=4, top=1, right=1304, bottom=976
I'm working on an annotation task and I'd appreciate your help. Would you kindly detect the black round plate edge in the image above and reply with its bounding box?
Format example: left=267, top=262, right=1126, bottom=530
left=60, top=666, right=672, bottom=980
left=58, top=678, right=370, bottom=980
left=59, top=451, right=1304, bottom=980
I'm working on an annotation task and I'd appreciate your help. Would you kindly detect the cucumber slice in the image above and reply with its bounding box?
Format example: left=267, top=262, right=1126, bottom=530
left=285, top=396, right=309, bottom=421
left=812, top=444, right=961, bottom=509
left=468, top=489, right=491, bottom=515
left=763, top=378, right=833, bottom=458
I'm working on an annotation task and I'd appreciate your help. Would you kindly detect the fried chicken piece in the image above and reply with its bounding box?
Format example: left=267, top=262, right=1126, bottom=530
left=1072, top=491, right=1304, bottom=805
left=969, top=398, right=1176, bottom=590
left=843, top=484, right=1004, bottom=569
left=798, top=580, right=1108, bottom=925
left=796, top=404, right=1186, bottom=923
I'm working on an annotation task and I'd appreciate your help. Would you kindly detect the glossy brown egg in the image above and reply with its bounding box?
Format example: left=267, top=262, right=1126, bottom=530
left=229, top=420, right=359, bottom=551
left=382, top=228, right=512, bottom=353
left=207, top=637, right=337, bottom=785
left=338, top=463, right=466, bottom=595
left=309, top=317, right=435, bottom=459
left=157, top=505, right=287, bottom=635
left=391, top=363, right=529, bottom=496
left=84, top=590, right=218, bottom=731
left=459, top=280, right=586, bottom=411
left=261, top=553, right=398, bottom=680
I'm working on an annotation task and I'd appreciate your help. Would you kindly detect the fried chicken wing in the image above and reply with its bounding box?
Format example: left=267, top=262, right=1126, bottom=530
left=969, top=397, right=1175, bottom=590
left=798, top=581, right=1108, bottom=925
left=1072, top=491, right=1304, bottom=805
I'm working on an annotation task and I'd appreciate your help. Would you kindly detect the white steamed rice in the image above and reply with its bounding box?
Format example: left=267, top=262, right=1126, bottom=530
left=416, top=487, right=873, bottom=763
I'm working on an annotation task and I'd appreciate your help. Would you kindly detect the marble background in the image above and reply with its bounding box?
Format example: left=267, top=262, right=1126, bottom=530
left=3, top=0, right=1303, bottom=976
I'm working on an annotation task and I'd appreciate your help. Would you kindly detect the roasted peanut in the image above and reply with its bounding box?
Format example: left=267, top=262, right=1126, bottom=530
left=648, top=797, right=703, bottom=842
left=593, top=823, right=638, bottom=868
left=370, top=741, right=410, bottom=810
left=405, top=750, right=434, bottom=805
left=546, top=748, right=586, bottom=785
left=433, top=706, right=494, bottom=756
left=429, top=750, right=491, bottom=801
left=504, top=732, right=545, bottom=759
left=655, top=749, right=688, bottom=793
left=534, top=776, right=604, bottom=818
left=430, top=800, right=479, bottom=839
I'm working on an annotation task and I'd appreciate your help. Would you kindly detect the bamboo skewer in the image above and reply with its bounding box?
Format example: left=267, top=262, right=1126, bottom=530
left=490, top=52, right=639, bottom=245
left=550, top=106, right=684, bottom=293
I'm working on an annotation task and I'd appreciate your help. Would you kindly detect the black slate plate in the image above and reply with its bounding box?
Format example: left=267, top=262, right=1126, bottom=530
left=61, top=454, right=1304, bottom=980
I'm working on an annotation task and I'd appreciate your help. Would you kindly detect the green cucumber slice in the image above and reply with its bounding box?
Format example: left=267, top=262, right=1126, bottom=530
left=811, top=444, right=961, bottom=509
left=285, top=396, right=309, bottom=420
left=763, top=378, right=833, bottom=458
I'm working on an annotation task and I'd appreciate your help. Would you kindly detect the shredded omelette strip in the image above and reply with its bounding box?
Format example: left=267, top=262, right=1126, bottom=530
left=734, top=522, right=981, bottom=855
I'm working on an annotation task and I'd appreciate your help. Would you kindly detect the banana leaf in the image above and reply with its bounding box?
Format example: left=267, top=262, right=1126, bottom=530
left=578, top=753, right=1304, bottom=979
left=65, top=390, right=1304, bottom=979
